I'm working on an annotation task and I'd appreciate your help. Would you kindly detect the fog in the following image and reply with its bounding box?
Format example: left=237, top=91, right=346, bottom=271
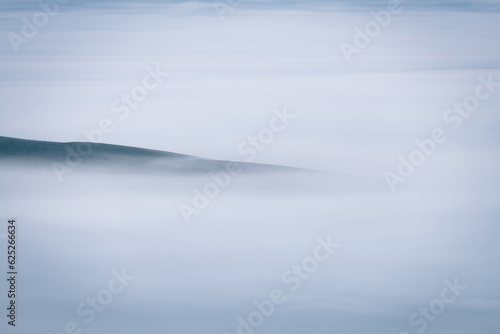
left=0, top=152, right=499, bottom=333
left=0, top=0, right=499, bottom=333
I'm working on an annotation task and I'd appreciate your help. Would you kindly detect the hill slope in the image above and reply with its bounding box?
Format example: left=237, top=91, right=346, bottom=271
left=0, top=136, right=305, bottom=175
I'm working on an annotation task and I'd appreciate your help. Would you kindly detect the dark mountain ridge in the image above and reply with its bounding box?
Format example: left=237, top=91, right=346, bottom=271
left=0, top=136, right=307, bottom=175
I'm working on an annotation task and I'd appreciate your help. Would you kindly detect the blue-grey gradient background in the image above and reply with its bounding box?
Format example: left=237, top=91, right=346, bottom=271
left=0, top=0, right=499, bottom=333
